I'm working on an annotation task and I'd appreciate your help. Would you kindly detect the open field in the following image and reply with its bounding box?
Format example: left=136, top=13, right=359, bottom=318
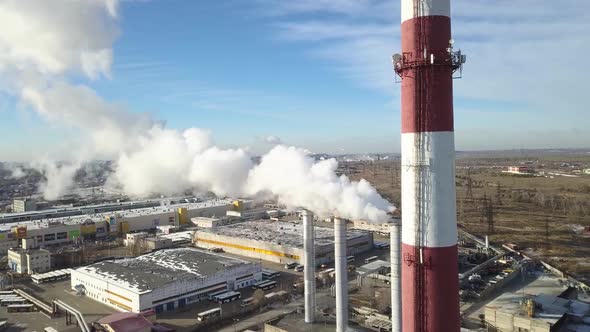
left=340, top=152, right=590, bottom=282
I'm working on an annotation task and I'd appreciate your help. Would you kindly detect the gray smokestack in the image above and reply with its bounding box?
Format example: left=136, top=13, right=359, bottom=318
left=334, top=217, right=348, bottom=332
left=303, top=209, right=316, bottom=323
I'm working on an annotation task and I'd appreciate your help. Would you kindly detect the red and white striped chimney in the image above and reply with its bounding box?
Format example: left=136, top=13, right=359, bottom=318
left=394, top=0, right=462, bottom=331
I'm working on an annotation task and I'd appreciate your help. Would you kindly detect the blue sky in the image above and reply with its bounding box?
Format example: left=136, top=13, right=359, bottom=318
left=1, top=0, right=589, bottom=161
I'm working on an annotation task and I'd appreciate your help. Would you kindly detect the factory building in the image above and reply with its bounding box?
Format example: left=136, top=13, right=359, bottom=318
left=7, top=248, right=51, bottom=274
left=71, top=248, right=261, bottom=313
left=96, top=312, right=154, bottom=332
left=506, top=166, right=534, bottom=174
left=190, top=216, right=238, bottom=228
left=155, top=225, right=177, bottom=234
left=124, top=232, right=149, bottom=247
left=106, top=199, right=242, bottom=235
left=157, top=231, right=193, bottom=246
left=0, top=199, right=243, bottom=254
left=485, top=293, right=590, bottom=332
left=351, top=219, right=398, bottom=235
left=143, top=237, right=173, bottom=251
left=0, top=199, right=162, bottom=224
left=195, top=220, right=373, bottom=265
left=12, top=198, right=37, bottom=213
left=226, top=207, right=268, bottom=220
left=0, top=216, right=111, bottom=253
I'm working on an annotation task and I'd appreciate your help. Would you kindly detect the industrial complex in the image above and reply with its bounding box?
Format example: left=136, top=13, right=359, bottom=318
left=2, top=1, right=590, bottom=332
left=1, top=193, right=589, bottom=332
left=0, top=198, right=242, bottom=254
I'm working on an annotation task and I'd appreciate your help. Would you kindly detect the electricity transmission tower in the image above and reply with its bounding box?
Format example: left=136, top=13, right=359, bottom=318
left=466, top=169, right=474, bottom=200
left=481, top=194, right=495, bottom=234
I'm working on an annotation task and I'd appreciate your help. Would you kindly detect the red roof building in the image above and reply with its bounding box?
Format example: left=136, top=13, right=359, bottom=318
left=97, top=312, right=153, bottom=332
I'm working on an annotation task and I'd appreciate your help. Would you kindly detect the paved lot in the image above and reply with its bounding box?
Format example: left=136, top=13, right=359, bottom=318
left=3, top=309, right=79, bottom=332
left=217, top=300, right=304, bottom=332
left=9, top=279, right=118, bottom=332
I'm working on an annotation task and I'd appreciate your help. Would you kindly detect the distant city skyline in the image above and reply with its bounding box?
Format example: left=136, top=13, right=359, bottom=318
left=0, top=0, right=588, bottom=161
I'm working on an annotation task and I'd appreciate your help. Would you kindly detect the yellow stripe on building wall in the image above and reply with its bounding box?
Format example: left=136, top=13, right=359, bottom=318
left=106, top=290, right=132, bottom=302
left=108, top=298, right=132, bottom=311
left=197, top=237, right=300, bottom=260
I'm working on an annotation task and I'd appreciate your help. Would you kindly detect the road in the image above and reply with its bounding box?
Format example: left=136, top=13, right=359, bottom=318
left=217, top=300, right=304, bottom=332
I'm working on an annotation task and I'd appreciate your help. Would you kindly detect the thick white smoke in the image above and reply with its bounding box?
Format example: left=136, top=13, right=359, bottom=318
left=112, top=137, right=394, bottom=221
left=0, top=0, right=395, bottom=221
left=246, top=145, right=394, bottom=221
left=34, top=161, right=81, bottom=201
left=113, top=126, right=200, bottom=197
left=112, top=136, right=395, bottom=221
left=188, top=147, right=253, bottom=197
left=9, top=165, right=26, bottom=179
left=111, top=126, right=253, bottom=198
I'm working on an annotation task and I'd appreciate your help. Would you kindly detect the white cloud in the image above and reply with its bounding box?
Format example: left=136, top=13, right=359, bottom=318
left=20, top=82, right=154, bottom=158
left=258, top=0, right=396, bottom=19
left=262, top=135, right=283, bottom=145
left=272, top=19, right=398, bottom=93
left=0, top=0, right=118, bottom=78
left=0, top=0, right=138, bottom=160
left=256, top=0, right=590, bottom=145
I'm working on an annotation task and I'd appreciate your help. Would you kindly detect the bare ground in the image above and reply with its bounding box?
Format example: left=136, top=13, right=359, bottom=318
left=339, top=153, right=590, bottom=282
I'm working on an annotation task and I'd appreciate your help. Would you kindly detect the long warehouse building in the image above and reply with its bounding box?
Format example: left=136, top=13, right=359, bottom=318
left=0, top=199, right=163, bottom=224
left=71, top=248, right=262, bottom=313
left=195, top=220, right=374, bottom=265
left=0, top=199, right=249, bottom=254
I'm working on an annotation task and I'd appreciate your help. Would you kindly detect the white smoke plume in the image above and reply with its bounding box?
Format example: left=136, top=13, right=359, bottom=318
left=0, top=0, right=395, bottom=222
left=188, top=147, right=253, bottom=197
left=111, top=126, right=252, bottom=198
left=9, top=165, right=26, bottom=179
left=246, top=145, right=394, bottom=221
left=34, top=161, right=81, bottom=201
left=112, top=136, right=394, bottom=221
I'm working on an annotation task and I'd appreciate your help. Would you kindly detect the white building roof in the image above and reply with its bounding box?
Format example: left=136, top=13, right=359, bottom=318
left=73, top=248, right=255, bottom=293
left=0, top=198, right=237, bottom=232
left=199, top=220, right=369, bottom=248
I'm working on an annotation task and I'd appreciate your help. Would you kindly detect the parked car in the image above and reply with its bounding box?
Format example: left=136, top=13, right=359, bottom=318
left=295, top=265, right=304, bottom=272
left=284, top=262, right=298, bottom=269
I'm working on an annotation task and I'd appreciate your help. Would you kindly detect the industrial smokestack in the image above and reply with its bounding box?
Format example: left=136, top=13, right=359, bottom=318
left=390, top=221, right=401, bottom=332
left=302, top=209, right=316, bottom=323
left=334, top=217, right=348, bottom=332
left=392, top=0, right=465, bottom=331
